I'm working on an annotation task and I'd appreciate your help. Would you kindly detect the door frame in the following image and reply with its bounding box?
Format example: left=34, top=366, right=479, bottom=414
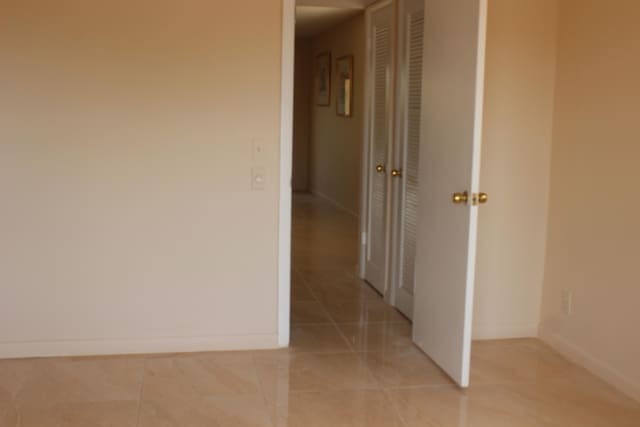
left=358, top=0, right=396, bottom=297
left=277, top=0, right=295, bottom=347
left=278, top=0, right=395, bottom=345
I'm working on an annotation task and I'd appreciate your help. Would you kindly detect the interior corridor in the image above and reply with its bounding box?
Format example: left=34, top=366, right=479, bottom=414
left=0, top=195, right=639, bottom=426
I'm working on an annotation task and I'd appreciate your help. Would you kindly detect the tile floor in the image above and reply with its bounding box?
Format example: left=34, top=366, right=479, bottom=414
left=1, top=194, right=639, bottom=426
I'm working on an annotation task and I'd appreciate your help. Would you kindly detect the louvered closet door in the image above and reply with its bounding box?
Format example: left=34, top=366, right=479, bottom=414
left=364, top=1, right=394, bottom=294
left=393, top=0, right=424, bottom=319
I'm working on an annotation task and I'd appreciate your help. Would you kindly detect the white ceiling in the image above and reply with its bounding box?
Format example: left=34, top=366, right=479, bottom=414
left=295, top=6, right=363, bottom=38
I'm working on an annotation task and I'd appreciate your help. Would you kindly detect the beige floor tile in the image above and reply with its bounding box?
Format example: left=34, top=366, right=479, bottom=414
left=271, top=390, right=404, bottom=427
left=289, top=324, right=351, bottom=353
left=254, top=351, right=378, bottom=404
left=361, top=346, right=453, bottom=387
left=338, top=322, right=413, bottom=352
left=290, top=301, right=332, bottom=324
left=11, top=357, right=144, bottom=407
left=139, top=395, right=272, bottom=427
left=323, top=298, right=409, bottom=325
left=142, top=352, right=261, bottom=401
left=0, top=359, right=39, bottom=400
left=19, top=400, right=139, bottom=427
left=388, top=385, right=554, bottom=427
left=204, top=395, right=274, bottom=427
left=389, top=378, right=640, bottom=427
left=532, top=371, right=640, bottom=426
left=290, top=271, right=317, bottom=302
left=470, top=339, right=578, bottom=386
left=308, top=278, right=381, bottom=304
left=0, top=393, right=18, bottom=427
left=295, top=268, right=358, bottom=288
left=291, top=283, right=317, bottom=302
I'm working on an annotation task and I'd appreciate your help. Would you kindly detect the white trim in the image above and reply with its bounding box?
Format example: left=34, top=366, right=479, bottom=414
left=278, top=0, right=295, bottom=347
left=540, top=325, right=640, bottom=403
left=472, top=322, right=538, bottom=340
left=0, top=334, right=279, bottom=359
left=358, top=4, right=374, bottom=279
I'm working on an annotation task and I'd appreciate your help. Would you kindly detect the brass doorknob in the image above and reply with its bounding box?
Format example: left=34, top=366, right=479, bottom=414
left=471, top=192, right=489, bottom=205
left=391, top=169, right=403, bottom=178
left=452, top=191, right=469, bottom=204
left=375, top=164, right=386, bottom=174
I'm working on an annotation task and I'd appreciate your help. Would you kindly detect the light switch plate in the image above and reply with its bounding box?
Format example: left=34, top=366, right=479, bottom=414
left=251, top=166, right=266, bottom=190
left=252, top=139, right=267, bottom=162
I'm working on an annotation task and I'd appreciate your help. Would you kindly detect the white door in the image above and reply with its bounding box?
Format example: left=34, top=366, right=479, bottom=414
left=363, top=1, right=394, bottom=294
left=391, top=0, right=425, bottom=319
left=412, top=0, right=488, bottom=388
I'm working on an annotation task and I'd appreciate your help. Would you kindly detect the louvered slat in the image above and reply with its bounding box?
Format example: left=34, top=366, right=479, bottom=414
left=400, top=10, right=424, bottom=296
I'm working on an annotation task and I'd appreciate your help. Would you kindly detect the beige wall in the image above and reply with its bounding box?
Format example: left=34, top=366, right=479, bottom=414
left=293, top=38, right=312, bottom=192
left=540, top=0, right=640, bottom=401
left=473, top=0, right=558, bottom=339
left=0, top=0, right=282, bottom=357
left=309, top=14, right=365, bottom=215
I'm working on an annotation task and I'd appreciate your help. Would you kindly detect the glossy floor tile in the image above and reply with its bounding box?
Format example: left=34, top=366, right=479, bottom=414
left=254, top=352, right=378, bottom=404
left=387, top=378, right=640, bottom=427
left=141, top=352, right=262, bottom=401
left=290, top=301, right=332, bottom=324
left=289, top=323, right=352, bottom=353
left=0, top=194, right=638, bottom=426
left=337, top=322, right=413, bottom=353
left=271, top=390, right=405, bottom=427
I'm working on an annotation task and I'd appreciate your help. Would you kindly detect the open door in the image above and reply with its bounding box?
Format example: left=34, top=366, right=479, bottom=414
left=412, top=0, right=488, bottom=388
left=363, top=0, right=394, bottom=294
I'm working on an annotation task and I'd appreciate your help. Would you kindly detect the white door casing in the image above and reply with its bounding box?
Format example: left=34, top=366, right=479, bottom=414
left=412, top=0, right=488, bottom=387
left=363, top=0, right=394, bottom=294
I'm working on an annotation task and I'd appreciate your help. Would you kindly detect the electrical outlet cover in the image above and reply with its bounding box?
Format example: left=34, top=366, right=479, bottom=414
left=561, top=289, right=573, bottom=316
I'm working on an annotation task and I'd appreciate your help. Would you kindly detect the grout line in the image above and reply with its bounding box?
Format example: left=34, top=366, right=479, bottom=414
left=384, top=383, right=458, bottom=391
left=382, top=387, right=412, bottom=427
left=134, top=360, right=146, bottom=427
left=251, top=352, right=272, bottom=406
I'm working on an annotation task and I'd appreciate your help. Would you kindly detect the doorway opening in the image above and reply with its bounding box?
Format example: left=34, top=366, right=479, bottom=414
left=288, top=0, right=431, bottom=378
left=284, top=0, right=488, bottom=388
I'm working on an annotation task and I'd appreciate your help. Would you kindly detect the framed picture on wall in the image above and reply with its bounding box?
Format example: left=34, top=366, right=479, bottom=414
left=315, top=52, right=331, bottom=106
left=336, top=55, right=354, bottom=117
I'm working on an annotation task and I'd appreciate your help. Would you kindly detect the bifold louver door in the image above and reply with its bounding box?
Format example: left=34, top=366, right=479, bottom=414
left=364, top=1, right=394, bottom=294
left=392, top=0, right=424, bottom=319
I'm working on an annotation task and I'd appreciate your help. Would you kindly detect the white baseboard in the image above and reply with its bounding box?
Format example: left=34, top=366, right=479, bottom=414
left=0, top=334, right=279, bottom=359
left=472, top=322, right=538, bottom=340
left=310, top=189, right=359, bottom=218
left=539, top=325, right=640, bottom=403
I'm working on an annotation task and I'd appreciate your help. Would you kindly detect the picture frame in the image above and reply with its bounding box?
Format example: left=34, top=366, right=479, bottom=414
left=336, top=55, right=354, bottom=117
left=315, top=52, right=332, bottom=106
